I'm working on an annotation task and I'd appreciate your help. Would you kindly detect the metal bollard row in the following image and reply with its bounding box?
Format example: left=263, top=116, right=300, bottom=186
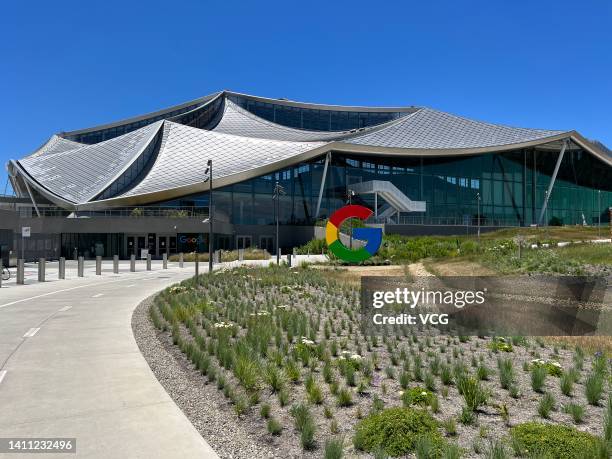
left=113, top=255, right=119, bottom=274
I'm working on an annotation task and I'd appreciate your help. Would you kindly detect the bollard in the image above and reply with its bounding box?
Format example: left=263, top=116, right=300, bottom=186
left=239, top=248, right=244, bottom=262
left=38, top=258, right=46, bottom=282
left=113, top=255, right=119, bottom=274
left=78, top=256, right=84, bottom=277
left=195, top=258, right=199, bottom=279
left=130, top=254, right=136, bottom=272
left=59, top=257, right=65, bottom=279
left=17, top=259, right=24, bottom=285
left=146, top=254, right=152, bottom=271
left=96, top=256, right=102, bottom=275
left=288, top=253, right=292, bottom=267
left=163, top=253, right=168, bottom=269
left=179, top=252, right=184, bottom=268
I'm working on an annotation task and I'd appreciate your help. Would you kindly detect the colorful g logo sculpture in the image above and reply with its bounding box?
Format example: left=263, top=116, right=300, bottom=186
left=326, top=205, right=383, bottom=262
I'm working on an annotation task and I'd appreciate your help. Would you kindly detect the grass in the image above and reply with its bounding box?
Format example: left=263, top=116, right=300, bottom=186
left=538, top=392, right=556, bottom=419
left=530, top=365, right=547, bottom=393
left=267, top=417, right=282, bottom=435
left=585, top=372, right=604, bottom=405
left=560, top=372, right=574, bottom=396
left=324, top=436, right=344, bottom=459
left=563, top=403, right=585, bottom=423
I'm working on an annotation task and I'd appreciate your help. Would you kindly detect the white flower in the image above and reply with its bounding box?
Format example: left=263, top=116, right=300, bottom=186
left=351, top=354, right=362, bottom=361
left=301, top=337, right=315, bottom=345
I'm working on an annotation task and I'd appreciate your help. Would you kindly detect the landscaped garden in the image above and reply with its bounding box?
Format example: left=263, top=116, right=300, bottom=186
left=145, top=262, right=611, bottom=458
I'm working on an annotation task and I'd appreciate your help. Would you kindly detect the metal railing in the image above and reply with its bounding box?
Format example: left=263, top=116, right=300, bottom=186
left=25, top=206, right=210, bottom=219
left=372, top=215, right=522, bottom=227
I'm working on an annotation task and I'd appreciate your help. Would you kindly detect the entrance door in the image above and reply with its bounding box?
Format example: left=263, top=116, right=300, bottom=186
left=259, top=236, right=274, bottom=253
left=127, top=237, right=135, bottom=256
left=158, top=236, right=168, bottom=255
left=236, top=235, right=252, bottom=250
left=137, top=237, right=146, bottom=257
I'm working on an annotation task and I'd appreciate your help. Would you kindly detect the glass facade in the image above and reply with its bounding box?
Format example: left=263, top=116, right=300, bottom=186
left=159, top=148, right=612, bottom=227
left=227, top=94, right=411, bottom=131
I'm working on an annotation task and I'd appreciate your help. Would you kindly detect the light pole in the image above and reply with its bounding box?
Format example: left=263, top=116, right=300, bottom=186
left=205, top=160, right=213, bottom=274
left=347, top=189, right=355, bottom=249
left=273, top=181, right=286, bottom=264
left=476, top=192, right=481, bottom=242
left=598, top=190, right=601, bottom=237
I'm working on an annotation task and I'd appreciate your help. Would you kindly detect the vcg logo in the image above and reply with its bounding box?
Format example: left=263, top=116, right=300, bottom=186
left=325, top=205, right=382, bottom=262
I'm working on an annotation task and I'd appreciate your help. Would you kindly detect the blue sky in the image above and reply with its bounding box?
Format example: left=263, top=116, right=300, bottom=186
left=1, top=1, right=611, bottom=192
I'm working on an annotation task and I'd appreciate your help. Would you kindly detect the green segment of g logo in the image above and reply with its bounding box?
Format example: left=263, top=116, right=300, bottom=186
left=325, top=205, right=382, bottom=262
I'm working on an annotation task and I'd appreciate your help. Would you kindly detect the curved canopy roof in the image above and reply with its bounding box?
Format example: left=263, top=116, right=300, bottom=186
left=8, top=91, right=611, bottom=210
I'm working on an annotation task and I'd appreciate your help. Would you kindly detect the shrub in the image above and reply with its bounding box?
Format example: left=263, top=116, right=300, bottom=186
left=414, top=434, right=436, bottom=459
left=486, top=439, right=509, bottom=459
left=266, top=417, right=282, bottom=435
left=402, top=387, right=434, bottom=407
left=442, top=418, right=457, bottom=436
left=603, top=395, right=612, bottom=444
left=337, top=387, right=353, bottom=407
left=300, top=421, right=316, bottom=450
left=260, top=403, right=271, bottom=419
left=459, top=406, right=475, bottom=425
left=456, top=376, right=489, bottom=412
left=531, top=365, right=547, bottom=393
left=510, top=422, right=601, bottom=459
left=324, top=436, right=344, bottom=459
left=585, top=372, right=604, bottom=405
left=233, top=355, right=260, bottom=393
left=538, top=392, right=556, bottom=419
left=353, top=407, right=443, bottom=457
left=425, top=372, right=437, bottom=392
left=476, top=364, right=491, bottom=381
left=563, top=403, right=585, bottom=423
left=440, top=364, right=454, bottom=385
left=264, top=364, right=285, bottom=393
left=560, top=372, right=574, bottom=396
left=441, top=442, right=462, bottom=459
left=489, top=337, right=513, bottom=352
left=290, top=403, right=316, bottom=450
left=529, top=358, right=563, bottom=376
left=497, top=358, right=515, bottom=390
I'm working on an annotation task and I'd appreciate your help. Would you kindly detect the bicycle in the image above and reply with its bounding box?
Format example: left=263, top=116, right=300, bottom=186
left=1, top=267, right=10, bottom=281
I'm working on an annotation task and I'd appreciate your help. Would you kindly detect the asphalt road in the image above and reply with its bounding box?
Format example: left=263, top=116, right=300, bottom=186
left=0, top=261, right=218, bottom=459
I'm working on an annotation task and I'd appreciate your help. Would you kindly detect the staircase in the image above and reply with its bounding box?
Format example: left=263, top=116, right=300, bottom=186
left=350, top=180, right=426, bottom=222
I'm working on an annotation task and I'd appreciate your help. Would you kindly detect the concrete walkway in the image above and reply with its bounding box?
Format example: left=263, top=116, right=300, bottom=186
left=0, top=261, right=218, bottom=459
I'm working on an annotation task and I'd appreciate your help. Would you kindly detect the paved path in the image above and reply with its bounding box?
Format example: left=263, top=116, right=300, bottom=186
left=0, top=261, right=218, bottom=459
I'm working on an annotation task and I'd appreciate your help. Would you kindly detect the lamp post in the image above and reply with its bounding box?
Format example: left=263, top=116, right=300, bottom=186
left=598, top=190, right=601, bottom=237
left=347, top=189, right=355, bottom=249
left=273, top=181, right=286, bottom=264
left=205, top=160, right=213, bottom=274
left=476, top=192, right=481, bottom=242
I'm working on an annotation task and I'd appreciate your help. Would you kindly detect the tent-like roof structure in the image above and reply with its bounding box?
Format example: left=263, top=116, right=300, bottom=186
left=8, top=90, right=612, bottom=210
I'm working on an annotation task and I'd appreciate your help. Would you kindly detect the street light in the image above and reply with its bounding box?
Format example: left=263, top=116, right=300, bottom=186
left=204, top=160, right=213, bottom=274
left=273, top=181, right=286, bottom=264
left=598, top=190, right=601, bottom=237
left=347, top=189, right=355, bottom=249
left=476, top=192, right=481, bottom=242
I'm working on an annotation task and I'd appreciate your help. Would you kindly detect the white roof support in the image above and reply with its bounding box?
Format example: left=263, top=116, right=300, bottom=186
left=538, top=140, right=568, bottom=226
left=21, top=175, right=41, bottom=217
left=315, top=151, right=331, bottom=218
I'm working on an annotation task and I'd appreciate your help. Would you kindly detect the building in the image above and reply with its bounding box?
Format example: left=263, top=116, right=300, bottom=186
left=4, top=91, right=612, bottom=260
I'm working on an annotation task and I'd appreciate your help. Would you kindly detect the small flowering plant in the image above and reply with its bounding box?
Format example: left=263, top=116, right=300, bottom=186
left=401, top=386, right=434, bottom=406
left=489, top=337, right=513, bottom=353
left=529, top=358, right=563, bottom=377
